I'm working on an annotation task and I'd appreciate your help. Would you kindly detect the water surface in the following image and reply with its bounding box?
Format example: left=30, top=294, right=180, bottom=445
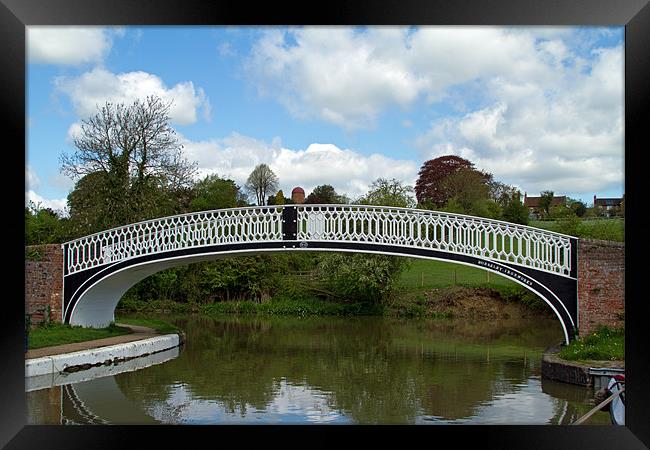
left=27, top=314, right=611, bottom=425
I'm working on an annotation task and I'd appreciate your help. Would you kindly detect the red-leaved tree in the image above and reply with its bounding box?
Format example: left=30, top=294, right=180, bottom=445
left=415, top=155, right=476, bottom=207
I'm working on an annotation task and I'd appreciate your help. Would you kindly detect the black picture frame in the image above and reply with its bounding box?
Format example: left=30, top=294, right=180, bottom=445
left=4, top=0, right=649, bottom=448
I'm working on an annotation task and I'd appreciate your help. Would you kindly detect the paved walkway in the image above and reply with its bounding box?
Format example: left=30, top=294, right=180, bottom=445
left=25, top=323, right=159, bottom=359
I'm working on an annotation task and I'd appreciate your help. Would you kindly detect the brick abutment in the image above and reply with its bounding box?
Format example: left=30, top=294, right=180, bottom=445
left=25, top=244, right=63, bottom=327
left=577, top=239, right=625, bottom=337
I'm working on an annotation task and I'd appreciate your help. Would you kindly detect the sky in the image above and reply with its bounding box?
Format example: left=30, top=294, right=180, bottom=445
left=26, top=26, right=624, bottom=214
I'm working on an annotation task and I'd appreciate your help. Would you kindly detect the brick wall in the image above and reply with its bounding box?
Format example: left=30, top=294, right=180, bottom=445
left=25, top=244, right=63, bottom=326
left=577, top=239, right=625, bottom=336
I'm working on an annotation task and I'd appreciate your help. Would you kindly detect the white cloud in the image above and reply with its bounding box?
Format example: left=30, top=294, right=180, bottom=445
left=55, top=68, right=211, bottom=125
left=245, top=27, right=427, bottom=129
left=243, top=27, right=578, bottom=129
left=416, top=45, right=623, bottom=198
left=27, top=26, right=115, bottom=65
left=243, top=26, right=624, bottom=201
left=181, top=133, right=418, bottom=200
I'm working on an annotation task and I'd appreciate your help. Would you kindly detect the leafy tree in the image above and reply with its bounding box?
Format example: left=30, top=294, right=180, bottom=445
left=538, top=191, right=554, bottom=218
left=267, top=190, right=287, bottom=206
left=60, top=96, right=197, bottom=235
left=316, top=253, right=408, bottom=304
left=305, top=184, right=348, bottom=204
left=245, top=164, right=279, bottom=206
left=358, top=178, right=416, bottom=208
left=274, top=190, right=286, bottom=205
left=500, top=192, right=528, bottom=225
left=189, top=175, right=247, bottom=212
left=440, top=168, right=495, bottom=217
left=415, top=155, right=475, bottom=207
left=568, top=198, right=587, bottom=218
left=25, top=201, right=68, bottom=245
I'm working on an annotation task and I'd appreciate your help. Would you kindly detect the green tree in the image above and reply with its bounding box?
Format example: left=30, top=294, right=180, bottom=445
left=274, top=190, right=286, bottom=205
left=440, top=168, right=496, bottom=217
left=25, top=201, right=68, bottom=245
left=316, top=253, right=408, bottom=304
left=538, top=191, right=554, bottom=218
left=245, top=164, right=279, bottom=206
left=567, top=198, right=587, bottom=218
left=359, top=178, right=416, bottom=208
left=305, top=185, right=348, bottom=204
left=189, top=175, right=247, bottom=212
left=500, top=193, right=529, bottom=225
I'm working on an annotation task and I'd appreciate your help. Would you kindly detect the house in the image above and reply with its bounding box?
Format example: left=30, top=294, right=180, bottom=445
left=593, top=195, right=623, bottom=217
left=523, top=193, right=567, bottom=219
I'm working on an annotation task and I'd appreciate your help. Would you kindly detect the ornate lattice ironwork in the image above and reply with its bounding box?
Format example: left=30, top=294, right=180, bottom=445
left=64, top=206, right=284, bottom=275
left=63, top=204, right=574, bottom=277
left=297, top=205, right=573, bottom=276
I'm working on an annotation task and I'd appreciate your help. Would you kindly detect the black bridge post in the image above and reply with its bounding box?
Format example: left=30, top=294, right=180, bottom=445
left=282, top=206, right=298, bottom=241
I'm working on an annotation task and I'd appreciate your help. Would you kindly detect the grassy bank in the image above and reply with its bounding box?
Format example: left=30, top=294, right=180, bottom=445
left=27, top=323, right=132, bottom=350
left=558, top=326, right=624, bottom=361
left=529, top=218, right=624, bottom=242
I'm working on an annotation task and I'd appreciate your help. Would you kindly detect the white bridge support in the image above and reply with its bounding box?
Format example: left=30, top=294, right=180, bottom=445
left=62, top=205, right=578, bottom=343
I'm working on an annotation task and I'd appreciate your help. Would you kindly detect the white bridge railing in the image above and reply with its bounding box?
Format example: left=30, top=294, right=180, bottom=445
left=63, top=204, right=574, bottom=277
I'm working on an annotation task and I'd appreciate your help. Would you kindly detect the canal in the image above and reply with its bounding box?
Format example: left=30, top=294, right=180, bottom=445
left=27, top=314, right=611, bottom=425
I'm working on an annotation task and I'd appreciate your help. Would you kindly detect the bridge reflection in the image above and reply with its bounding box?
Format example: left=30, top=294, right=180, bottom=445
left=27, top=316, right=610, bottom=425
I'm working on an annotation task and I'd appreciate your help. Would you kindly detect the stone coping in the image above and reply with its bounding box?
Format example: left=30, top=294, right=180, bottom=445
left=541, top=346, right=624, bottom=387
left=25, top=323, right=182, bottom=377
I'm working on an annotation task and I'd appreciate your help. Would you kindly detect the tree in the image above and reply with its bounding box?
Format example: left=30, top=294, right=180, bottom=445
left=189, top=175, right=247, bottom=212
left=267, top=190, right=287, bottom=206
left=500, top=192, right=528, bottom=225
left=245, top=164, right=279, bottom=206
left=61, top=96, right=196, bottom=190
left=568, top=199, right=587, bottom=218
left=440, top=167, right=494, bottom=216
left=359, top=178, right=416, bottom=208
left=539, top=191, right=555, bottom=218
left=415, top=155, right=475, bottom=207
left=305, top=184, right=348, bottom=204
left=60, top=96, right=197, bottom=234
left=274, top=190, right=286, bottom=205
left=25, top=201, right=68, bottom=245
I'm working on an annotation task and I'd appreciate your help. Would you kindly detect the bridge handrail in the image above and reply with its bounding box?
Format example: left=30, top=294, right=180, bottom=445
left=62, top=204, right=575, bottom=277
left=295, top=204, right=578, bottom=239
left=61, top=204, right=286, bottom=246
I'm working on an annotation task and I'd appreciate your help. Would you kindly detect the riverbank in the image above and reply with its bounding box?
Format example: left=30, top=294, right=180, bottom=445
left=25, top=323, right=183, bottom=377
left=541, top=345, right=624, bottom=387
left=116, top=283, right=552, bottom=321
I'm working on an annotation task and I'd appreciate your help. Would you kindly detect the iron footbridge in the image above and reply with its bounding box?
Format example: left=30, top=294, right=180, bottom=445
left=62, top=205, right=578, bottom=343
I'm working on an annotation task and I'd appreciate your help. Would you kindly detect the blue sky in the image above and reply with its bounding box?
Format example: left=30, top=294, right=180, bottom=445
left=26, top=26, right=624, bottom=213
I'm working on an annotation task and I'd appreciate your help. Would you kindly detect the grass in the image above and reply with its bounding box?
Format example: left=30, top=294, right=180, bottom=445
left=27, top=322, right=132, bottom=350
left=529, top=218, right=624, bottom=242
left=115, top=316, right=181, bottom=334
left=558, top=326, right=624, bottom=361
left=398, top=258, right=515, bottom=290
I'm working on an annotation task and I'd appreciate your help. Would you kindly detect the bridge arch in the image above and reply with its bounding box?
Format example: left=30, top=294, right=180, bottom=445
left=62, top=205, right=578, bottom=343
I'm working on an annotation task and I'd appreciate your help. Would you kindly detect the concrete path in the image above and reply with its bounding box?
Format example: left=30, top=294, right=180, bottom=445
left=25, top=323, right=159, bottom=359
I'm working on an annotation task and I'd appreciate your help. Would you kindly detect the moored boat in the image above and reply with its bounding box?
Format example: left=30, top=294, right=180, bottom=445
left=606, top=374, right=625, bottom=425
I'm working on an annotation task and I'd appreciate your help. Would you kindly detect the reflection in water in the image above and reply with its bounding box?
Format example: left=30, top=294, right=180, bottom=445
left=26, top=315, right=611, bottom=425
